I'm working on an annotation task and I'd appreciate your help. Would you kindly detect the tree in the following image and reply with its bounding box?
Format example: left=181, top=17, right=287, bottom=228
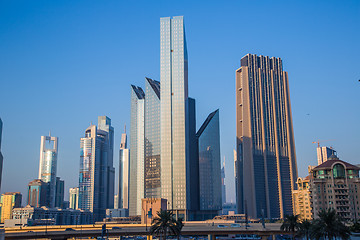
left=281, top=214, right=300, bottom=240
left=297, top=219, right=312, bottom=240
left=311, top=208, right=350, bottom=240
left=149, top=210, right=184, bottom=240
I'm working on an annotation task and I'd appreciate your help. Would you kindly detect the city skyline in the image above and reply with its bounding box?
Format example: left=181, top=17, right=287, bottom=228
left=0, top=0, right=359, bottom=204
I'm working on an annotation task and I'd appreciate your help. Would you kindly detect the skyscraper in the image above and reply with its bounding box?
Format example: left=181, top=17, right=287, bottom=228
left=0, top=192, right=22, bottom=223
left=235, top=54, right=297, bottom=219
left=27, top=179, right=48, bottom=207
left=69, top=187, right=79, bottom=210
left=38, top=134, right=58, bottom=208
left=0, top=118, right=3, bottom=191
left=55, top=177, right=64, bottom=208
left=118, top=126, right=129, bottom=210
left=78, top=116, right=115, bottom=221
left=144, top=77, right=161, bottom=199
left=160, top=16, right=193, bottom=219
left=196, top=109, right=222, bottom=218
left=317, top=146, right=336, bottom=165
left=221, top=158, right=226, bottom=206
left=129, top=85, right=145, bottom=216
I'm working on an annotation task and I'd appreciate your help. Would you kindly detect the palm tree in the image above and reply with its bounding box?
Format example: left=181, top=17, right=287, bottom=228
left=297, top=219, right=312, bottom=240
left=281, top=214, right=300, bottom=240
left=311, top=208, right=350, bottom=240
left=149, top=210, right=183, bottom=240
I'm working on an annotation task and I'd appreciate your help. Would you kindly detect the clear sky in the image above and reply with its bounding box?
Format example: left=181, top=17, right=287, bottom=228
left=0, top=0, right=359, bottom=203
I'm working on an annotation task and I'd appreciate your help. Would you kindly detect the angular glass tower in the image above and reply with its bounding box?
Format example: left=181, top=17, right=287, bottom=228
left=144, top=77, right=161, bottom=199
left=118, top=126, right=129, bottom=209
left=160, top=16, right=190, bottom=217
left=235, top=54, right=297, bottom=218
left=129, top=85, right=145, bottom=216
left=196, top=110, right=222, bottom=217
left=38, top=134, right=58, bottom=208
left=78, top=116, right=114, bottom=221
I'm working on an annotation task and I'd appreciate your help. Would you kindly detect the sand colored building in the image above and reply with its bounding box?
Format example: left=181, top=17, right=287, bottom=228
left=293, top=176, right=312, bottom=220
left=0, top=192, right=22, bottom=223
left=141, top=198, right=167, bottom=225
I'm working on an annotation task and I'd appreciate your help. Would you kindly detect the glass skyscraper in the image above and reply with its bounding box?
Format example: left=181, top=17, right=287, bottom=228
left=118, top=127, right=129, bottom=210
left=144, top=77, right=161, bottom=199
left=27, top=179, right=48, bottom=207
left=235, top=54, right=297, bottom=219
left=129, top=85, right=145, bottom=216
left=78, top=116, right=115, bottom=221
left=196, top=109, right=222, bottom=218
left=38, top=134, right=58, bottom=208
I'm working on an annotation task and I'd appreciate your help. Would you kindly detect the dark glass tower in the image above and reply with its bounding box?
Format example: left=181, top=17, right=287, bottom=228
left=235, top=54, right=297, bottom=219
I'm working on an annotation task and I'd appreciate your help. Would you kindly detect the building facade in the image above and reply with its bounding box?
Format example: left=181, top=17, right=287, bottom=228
left=54, top=177, right=64, bottom=208
left=160, top=16, right=198, bottom=220
left=0, top=192, right=22, bottom=223
left=144, top=77, right=161, bottom=199
left=27, top=179, right=48, bottom=208
left=309, top=155, right=360, bottom=221
left=129, top=85, right=145, bottom=216
left=69, top=187, right=79, bottom=210
left=196, top=110, right=222, bottom=219
left=317, top=146, right=336, bottom=165
left=221, top=158, right=226, bottom=206
left=235, top=54, right=297, bottom=219
left=292, top=177, right=312, bottom=220
left=78, top=116, right=115, bottom=221
left=118, top=127, right=130, bottom=210
left=38, top=134, right=58, bottom=208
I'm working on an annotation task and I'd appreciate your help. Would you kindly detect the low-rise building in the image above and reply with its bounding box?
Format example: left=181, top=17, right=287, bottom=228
left=11, top=205, right=93, bottom=226
left=293, top=176, right=312, bottom=220
left=309, top=155, right=360, bottom=221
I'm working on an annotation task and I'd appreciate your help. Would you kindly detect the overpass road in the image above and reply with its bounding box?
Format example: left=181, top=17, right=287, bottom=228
left=5, top=223, right=290, bottom=240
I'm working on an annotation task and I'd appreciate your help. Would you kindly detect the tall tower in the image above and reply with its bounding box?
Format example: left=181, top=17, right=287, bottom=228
left=144, top=77, right=161, bottom=199
left=235, top=54, right=297, bottom=219
left=160, top=16, right=191, bottom=218
left=129, top=85, right=145, bottom=216
left=118, top=126, right=130, bottom=210
left=78, top=116, right=114, bottom=221
left=38, top=134, right=58, bottom=208
left=196, top=109, right=222, bottom=217
left=221, top=157, right=226, bottom=205
left=317, top=146, right=336, bottom=165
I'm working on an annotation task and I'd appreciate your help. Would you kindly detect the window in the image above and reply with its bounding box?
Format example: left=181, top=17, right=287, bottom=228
left=333, top=164, right=345, bottom=179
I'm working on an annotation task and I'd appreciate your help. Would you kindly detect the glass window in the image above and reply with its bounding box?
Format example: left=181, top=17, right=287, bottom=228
left=333, top=164, right=345, bottom=179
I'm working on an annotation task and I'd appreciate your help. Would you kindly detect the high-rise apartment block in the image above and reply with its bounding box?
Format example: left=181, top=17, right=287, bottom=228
left=0, top=192, right=22, bottom=223
left=69, top=187, right=79, bottom=210
left=0, top=118, right=3, bottom=191
left=317, top=146, right=336, bottom=165
left=196, top=109, right=222, bottom=218
left=129, top=85, right=145, bottom=216
left=38, top=134, right=58, bottom=208
left=118, top=127, right=129, bottom=210
left=27, top=179, right=48, bottom=208
left=144, top=78, right=161, bottom=199
left=235, top=54, right=297, bottom=218
left=292, top=177, right=312, bottom=220
left=78, top=116, right=115, bottom=221
left=309, top=155, right=360, bottom=221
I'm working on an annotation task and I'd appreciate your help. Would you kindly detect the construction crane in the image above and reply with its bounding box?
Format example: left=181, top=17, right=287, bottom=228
left=312, top=139, right=336, bottom=148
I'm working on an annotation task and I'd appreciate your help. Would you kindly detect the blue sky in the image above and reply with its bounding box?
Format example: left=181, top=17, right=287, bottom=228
left=0, top=0, right=359, bottom=203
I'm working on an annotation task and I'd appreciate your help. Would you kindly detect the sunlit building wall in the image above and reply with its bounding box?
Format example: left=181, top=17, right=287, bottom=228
left=317, top=146, right=336, bottom=165
left=38, top=134, right=58, bottom=208
left=0, top=192, right=22, bottom=223
left=235, top=54, right=297, bottom=219
left=129, top=85, right=145, bottom=216
left=144, top=77, right=161, bottom=199
left=292, top=177, right=312, bottom=220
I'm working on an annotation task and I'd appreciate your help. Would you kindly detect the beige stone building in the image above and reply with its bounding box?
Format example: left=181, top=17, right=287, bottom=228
left=309, top=155, right=360, bottom=221
left=293, top=176, right=312, bottom=220
left=141, top=198, right=167, bottom=225
left=0, top=192, right=22, bottom=223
